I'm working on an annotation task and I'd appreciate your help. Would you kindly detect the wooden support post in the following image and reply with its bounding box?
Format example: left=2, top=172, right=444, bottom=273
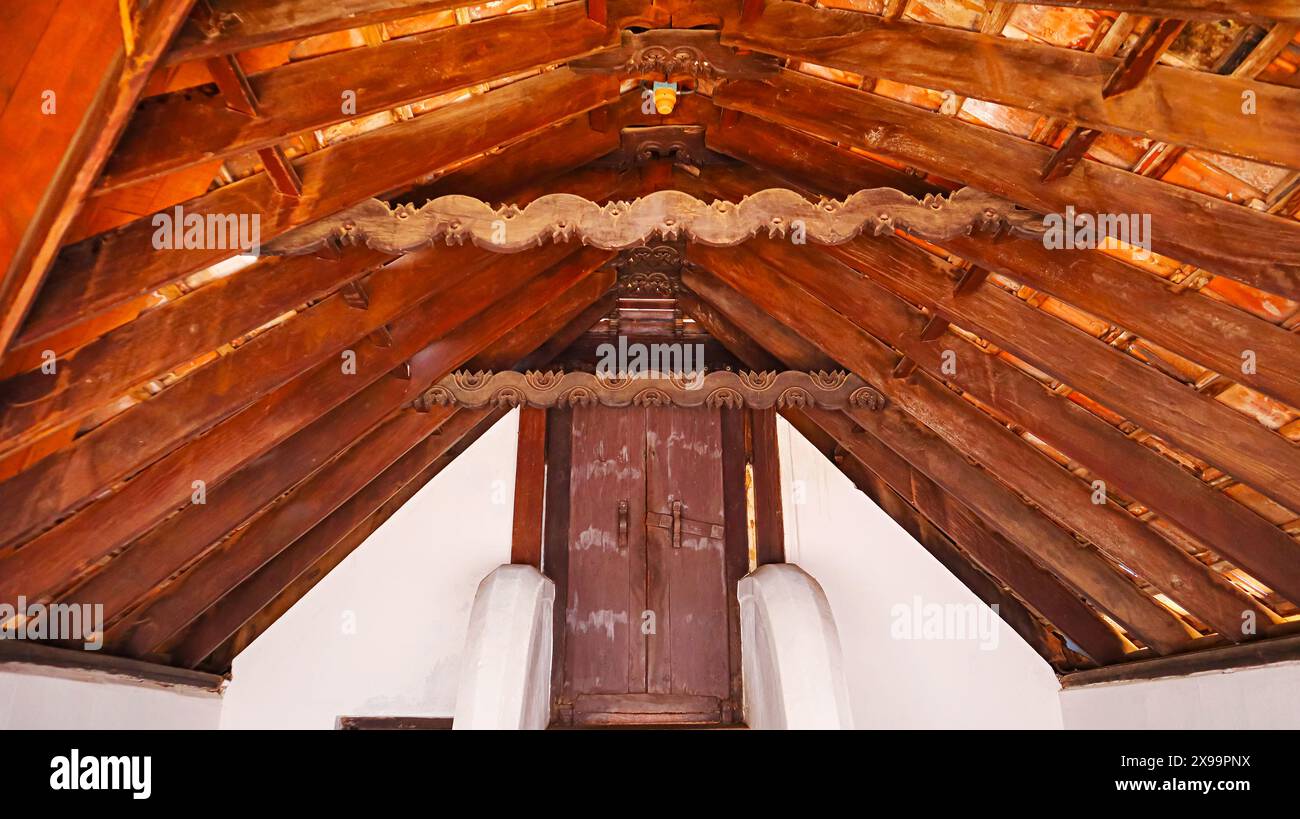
left=1102, top=19, right=1187, bottom=98
left=749, top=408, right=784, bottom=565
left=257, top=145, right=304, bottom=198
left=511, top=406, right=548, bottom=568
left=881, top=0, right=908, bottom=21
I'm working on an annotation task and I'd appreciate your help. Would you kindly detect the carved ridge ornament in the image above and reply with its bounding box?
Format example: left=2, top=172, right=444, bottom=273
left=266, top=187, right=1046, bottom=256
left=415, top=370, right=887, bottom=412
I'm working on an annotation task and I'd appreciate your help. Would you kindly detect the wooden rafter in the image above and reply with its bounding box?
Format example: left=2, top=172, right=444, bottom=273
left=0, top=0, right=196, bottom=356
left=714, top=69, right=1300, bottom=300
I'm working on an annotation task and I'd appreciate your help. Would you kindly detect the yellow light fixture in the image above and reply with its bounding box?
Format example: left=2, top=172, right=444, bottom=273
left=653, top=82, right=677, bottom=115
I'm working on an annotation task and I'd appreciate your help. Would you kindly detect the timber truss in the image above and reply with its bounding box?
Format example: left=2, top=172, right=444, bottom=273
left=1, top=0, right=1299, bottom=685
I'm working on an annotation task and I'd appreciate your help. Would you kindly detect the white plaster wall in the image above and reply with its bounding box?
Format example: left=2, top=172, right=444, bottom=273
left=0, top=668, right=220, bottom=729
left=219, top=410, right=519, bottom=729
left=1061, top=661, right=1300, bottom=729
left=777, top=418, right=1064, bottom=729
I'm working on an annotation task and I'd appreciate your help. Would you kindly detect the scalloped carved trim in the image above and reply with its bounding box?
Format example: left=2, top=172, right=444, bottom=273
left=414, top=370, right=887, bottom=412
left=265, top=187, right=1046, bottom=256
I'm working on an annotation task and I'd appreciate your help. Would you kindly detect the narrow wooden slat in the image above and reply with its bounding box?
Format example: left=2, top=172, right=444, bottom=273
left=0, top=0, right=196, bottom=355
left=682, top=266, right=1193, bottom=654
left=682, top=287, right=1124, bottom=665
left=20, top=69, right=619, bottom=345
left=714, top=69, right=1300, bottom=299
left=93, top=256, right=612, bottom=656
left=0, top=243, right=590, bottom=603
left=1102, top=18, right=1187, bottom=98
left=705, top=117, right=1300, bottom=411
left=993, top=1, right=1300, bottom=24
left=511, top=406, right=548, bottom=567
left=164, top=0, right=470, bottom=65
left=179, top=407, right=507, bottom=671
left=727, top=4, right=1296, bottom=168
left=694, top=240, right=1277, bottom=640
left=103, top=5, right=616, bottom=190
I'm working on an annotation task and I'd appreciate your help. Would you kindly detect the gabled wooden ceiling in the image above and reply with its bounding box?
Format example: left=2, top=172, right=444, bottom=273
left=1, top=0, right=1298, bottom=678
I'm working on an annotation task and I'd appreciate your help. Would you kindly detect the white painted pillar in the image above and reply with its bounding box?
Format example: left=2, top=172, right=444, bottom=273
left=738, top=564, right=854, bottom=729
left=453, top=564, right=554, bottom=730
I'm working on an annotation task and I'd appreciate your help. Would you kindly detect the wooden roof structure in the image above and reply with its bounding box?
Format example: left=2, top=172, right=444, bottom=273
left=1, top=0, right=1299, bottom=682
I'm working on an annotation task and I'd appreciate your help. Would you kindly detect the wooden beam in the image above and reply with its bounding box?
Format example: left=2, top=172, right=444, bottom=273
left=164, top=0, right=471, bottom=65
left=93, top=258, right=613, bottom=656
left=511, top=406, right=548, bottom=568
left=680, top=265, right=1193, bottom=655
left=714, top=69, right=1300, bottom=299
left=726, top=4, right=1296, bottom=168
left=178, top=406, right=507, bottom=671
left=695, top=238, right=1283, bottom=638
left=681, top=287, right=1126, bottom=665
left=0, top=640, right=223, bottom=693
left=0, top=243, right=597, bottom=603
left=101, top=5, right=616, bottom=191
left=0, top=0, right=196, bottom=355
left=18, top=69, right=620, bottom=346
left=992, top=1, right=1300, bottom=24
left=704, top=117, right=1300, bottom=411
left=1060, top=630, right=1300, bottom=687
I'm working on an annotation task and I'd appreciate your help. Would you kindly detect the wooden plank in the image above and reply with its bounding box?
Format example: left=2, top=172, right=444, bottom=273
left=20, top=69, right=619, bottom=344
left=783, top=408, right=1084, bottom=668
left=177, top=407, right=507, bottom=670
left=0, top=0, right=196, bottom=355
left=0, top=243, right=596, bottom=604
left=705, top=117, right=1300, bottom=411
left=1060, top=630, right=1300, bottom=687
left=103, top=4, right=616, bottom=190
left=682, top=262, right=1201, bottom=654
left=718, top=407, right=752, bottom=713
left=511, top=409, right=548, bottom=568
left=164, top=0, right=470, bottom=65
left=713, top=69, right=1300, bottom=300
left=337, top=716, right=453, bottom=729
left=682, top=289, right=1119, bottom=666
left=0, top=247, right=387, bottom=448
left=693, top=241, right=1275, bottom=641
left=726, top=4, right=1296, bottom=167
left=92, top=258, right=612, bottom=656
left=993, top=1, right=1300, bottom=24
left=0, top=640, right=223, bottom=693
left=749, top=408, right=784, bottom=565
left=543, top=405, right=574, bottom=711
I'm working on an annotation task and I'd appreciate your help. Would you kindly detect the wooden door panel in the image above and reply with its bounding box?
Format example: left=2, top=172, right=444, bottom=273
left=644, top=406, right=730, bottom=699
left=564, top=405, right=646, bottom=695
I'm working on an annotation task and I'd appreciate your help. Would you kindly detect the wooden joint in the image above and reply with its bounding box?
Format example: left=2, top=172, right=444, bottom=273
left=1041, top=127, right=1102, bottom=182
left=953, top=265, right=990, bottom=296
left=918, top=313, right=950, bottom=341
left=389, top=359, right=412, bottom=380
left=891, top=355, right=917, bottom=380
left=1102, top=19, right=1187, bottom=99
left=257, top=145, right=303, bottom=198
left=371, top=325, right=396, bottom=349
left=205, top=54, right=259, bottom=117
left=340, top=280, right=371, bottom=310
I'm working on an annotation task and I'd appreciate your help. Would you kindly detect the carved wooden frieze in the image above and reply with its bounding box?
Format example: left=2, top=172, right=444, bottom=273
left=612, top=239, right=685, bottom=297
left=414, top=370, right=887, bottom=412
left=266, top=186, right=1046, bottom=256
left=570, top=29, right=780, bottom=81
left=590, top=126, right=731, bottom=169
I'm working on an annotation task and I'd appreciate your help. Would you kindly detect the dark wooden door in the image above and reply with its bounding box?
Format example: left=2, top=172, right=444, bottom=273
left=560, top=404, right=733, bottom=725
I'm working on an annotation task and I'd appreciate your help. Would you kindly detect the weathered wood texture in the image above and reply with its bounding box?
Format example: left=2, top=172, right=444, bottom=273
left=993, top=1, right=1300, bottom=23
left=714, top=70, right=1300, bottom=300
left=727, top=3, right=1298, bottom=167
left=0, top=0, right=196, bottom=355
left=103, top=4, right=616, bottom=190
left=512, top=406, right=548, bottom=568
left=20, top=69, right=619, bottom=346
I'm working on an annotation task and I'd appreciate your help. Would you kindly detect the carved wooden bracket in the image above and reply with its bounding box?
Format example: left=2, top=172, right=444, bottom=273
left=612, top=239, right=685, bottom=297
left=590, top=125, right=731, bottom=169
left=414, top=370, right=887, bottom=412
left=570, top=29, right=780, bottom=81
left=266, top=187, right=1045, bottom=256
